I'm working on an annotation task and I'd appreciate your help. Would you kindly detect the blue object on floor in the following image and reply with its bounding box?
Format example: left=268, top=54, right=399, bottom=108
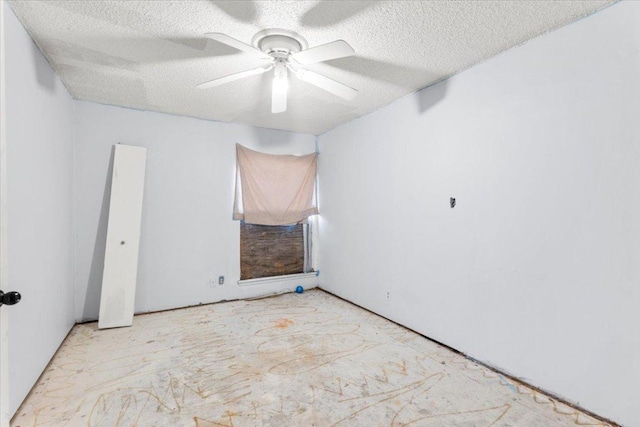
left=295, top=286, right=304, bottom=294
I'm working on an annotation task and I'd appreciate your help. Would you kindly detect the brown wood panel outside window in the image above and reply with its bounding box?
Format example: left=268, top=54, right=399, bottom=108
left=240, top=223, right=305, bottom=280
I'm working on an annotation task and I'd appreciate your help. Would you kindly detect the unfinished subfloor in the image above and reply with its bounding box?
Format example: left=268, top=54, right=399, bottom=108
left=13, top=289, right=610, bottom=427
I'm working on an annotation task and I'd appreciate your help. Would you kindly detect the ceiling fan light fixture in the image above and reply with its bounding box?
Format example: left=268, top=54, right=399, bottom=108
left=272, top=61, right=288, bottom=114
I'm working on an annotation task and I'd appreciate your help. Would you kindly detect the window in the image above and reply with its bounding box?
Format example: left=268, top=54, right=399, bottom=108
left=234, top=144, right=317, bottom=280
left=240, top=222, right=312, bottom=280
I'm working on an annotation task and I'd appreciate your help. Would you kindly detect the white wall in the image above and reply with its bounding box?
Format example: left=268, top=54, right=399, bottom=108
left=74, top=102, right=317, bottom=321
left=4, top=3, right=75, bottom=416
left=317, top=2, right=639, bottom=426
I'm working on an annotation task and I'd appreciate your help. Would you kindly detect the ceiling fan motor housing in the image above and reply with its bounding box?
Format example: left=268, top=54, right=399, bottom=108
left=252, top=29, right=308, bottom=59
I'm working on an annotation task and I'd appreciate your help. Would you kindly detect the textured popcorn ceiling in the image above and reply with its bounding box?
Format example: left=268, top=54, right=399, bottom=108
left=8, top=0, right=614, bottom=135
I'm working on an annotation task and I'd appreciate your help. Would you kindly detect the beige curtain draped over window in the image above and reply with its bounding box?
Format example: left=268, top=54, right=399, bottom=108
left=233, top=144, right=318, bottom=226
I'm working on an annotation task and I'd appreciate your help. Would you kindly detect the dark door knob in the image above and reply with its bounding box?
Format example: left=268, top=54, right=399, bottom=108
left=0, top=290, right=21, bottom=306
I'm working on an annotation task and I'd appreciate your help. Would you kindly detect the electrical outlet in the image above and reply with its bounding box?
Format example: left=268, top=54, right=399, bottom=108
left=218, top=276, right=224, bottom=285
left=386, top=291, right=390, bottom=301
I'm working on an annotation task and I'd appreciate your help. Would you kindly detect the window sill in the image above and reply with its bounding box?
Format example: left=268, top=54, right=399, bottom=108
left=237, top=272, right=318, bottom=286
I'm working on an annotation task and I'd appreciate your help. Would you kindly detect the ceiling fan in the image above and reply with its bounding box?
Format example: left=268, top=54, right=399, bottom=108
left=197, top=29, right=358, bottom=114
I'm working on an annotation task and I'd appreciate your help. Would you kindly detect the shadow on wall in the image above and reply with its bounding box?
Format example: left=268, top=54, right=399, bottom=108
left=324, top=56, right=448, bottom=116
left=31, top=38, right=56, bottom=91
left=415, top=79, right=448, bottom=114
left=326, top=57, right=428, bottom=89
left=81, top=146, right=115, bottom=321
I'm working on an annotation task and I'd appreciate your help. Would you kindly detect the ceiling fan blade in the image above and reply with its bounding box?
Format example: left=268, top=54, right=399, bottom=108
left=295, top=69, right=357, bottom=101
left=204, top=33, right=271, bottom=59
left=197, top=66, right=269, bottom=89
left=291, top=40, right=355, bottom=65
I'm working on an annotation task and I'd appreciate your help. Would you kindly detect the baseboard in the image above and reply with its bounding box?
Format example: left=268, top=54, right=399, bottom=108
left=317, top=287, right=620, bottom=427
